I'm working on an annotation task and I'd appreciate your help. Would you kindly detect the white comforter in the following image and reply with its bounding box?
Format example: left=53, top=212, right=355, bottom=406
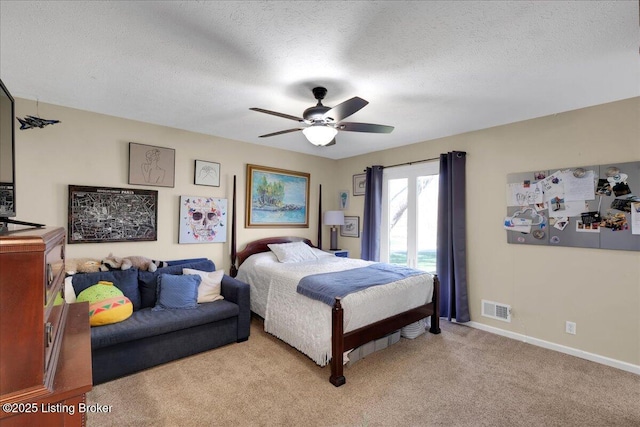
left=236, top=251, right=434, bottom=366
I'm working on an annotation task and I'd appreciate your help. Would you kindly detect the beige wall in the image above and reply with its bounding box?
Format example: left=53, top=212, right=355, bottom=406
left=12, top=96, right=640, bottom=368
left=13, top=99, right=339, bottom=270
left=337, top=97, right=640, bottom=368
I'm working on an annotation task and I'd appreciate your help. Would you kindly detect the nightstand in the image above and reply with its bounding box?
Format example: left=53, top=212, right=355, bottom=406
left=324, top=249, right=349, bottom=258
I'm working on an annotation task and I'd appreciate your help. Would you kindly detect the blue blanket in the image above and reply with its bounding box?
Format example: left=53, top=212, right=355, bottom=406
left=296, top=263, right=427, bottom=306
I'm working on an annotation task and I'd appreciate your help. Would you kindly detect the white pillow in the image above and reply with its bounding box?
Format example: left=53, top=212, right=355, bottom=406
left=267, top=242, right=318, bottom=263
left=64, top=275, right=77, bottom=303
left=309, top=247, right=335, bottom=258
left=182, top=268, right=225, bottom=303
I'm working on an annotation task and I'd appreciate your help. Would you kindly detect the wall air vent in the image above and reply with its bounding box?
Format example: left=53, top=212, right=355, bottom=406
left=481, top=299, right=511, bottom=322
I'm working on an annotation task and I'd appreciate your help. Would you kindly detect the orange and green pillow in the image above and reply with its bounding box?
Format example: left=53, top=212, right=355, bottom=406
left=77, top=281, right=133, bottom=326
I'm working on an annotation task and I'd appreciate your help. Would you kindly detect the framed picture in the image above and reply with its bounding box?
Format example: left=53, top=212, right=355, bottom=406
left=339, top=190, right=349, bottom=210
left=245, top=164, right=310, bottom=228
left=68, top=185, right=158, bottom=243
left=194, top=160, right=220, bottom=187
left=128, top=142, right=175, bottom=188
left=340, top=216, right=360, bottom=237
left=179, top=196, right=227, bottom=243
left=353, top=173, right=366, bottom=196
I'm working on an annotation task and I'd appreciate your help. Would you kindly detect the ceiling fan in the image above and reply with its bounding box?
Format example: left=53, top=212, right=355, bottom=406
left=250, top=87, right=394, bottom=147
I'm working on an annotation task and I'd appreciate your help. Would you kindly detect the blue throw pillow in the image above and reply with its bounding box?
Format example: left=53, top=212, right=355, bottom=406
left=138, top=260, right=215, bottom=308
left=72, top=268, right=141, bottom=310
left=153, top=274, right=201, bottom=310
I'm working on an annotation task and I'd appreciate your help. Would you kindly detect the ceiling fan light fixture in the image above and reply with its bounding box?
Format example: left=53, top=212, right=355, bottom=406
left=302, top=124, right=337, bottom=146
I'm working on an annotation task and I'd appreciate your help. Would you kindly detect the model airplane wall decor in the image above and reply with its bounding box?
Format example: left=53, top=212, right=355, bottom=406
left=16, top=115, right=60, bottom=130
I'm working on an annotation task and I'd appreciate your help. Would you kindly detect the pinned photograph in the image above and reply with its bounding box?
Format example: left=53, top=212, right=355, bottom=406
left=596, top=179, right=612, bottom=196
left=576, top=220, right=600, bottom=233
left=610, top=198, right=634, bottom=213
left=550, top=196, right=565, bottom=212
left=533, top=171, right=547, bottom=180
left=599, top=212, right=628, bottom=231
left=552, top=217, right=569, bottom=231
left=534, top=202, right=547, bottom=212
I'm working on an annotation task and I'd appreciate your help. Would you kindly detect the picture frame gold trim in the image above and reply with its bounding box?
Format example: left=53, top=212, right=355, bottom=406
left=245, top=164, right=310, bottom=228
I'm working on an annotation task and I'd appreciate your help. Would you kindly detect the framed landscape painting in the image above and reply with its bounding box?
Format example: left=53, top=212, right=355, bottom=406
left=245, top=164, right=310, bottom=228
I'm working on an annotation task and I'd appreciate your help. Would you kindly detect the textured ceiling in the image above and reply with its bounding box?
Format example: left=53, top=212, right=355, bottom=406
left=0, top=1, right=638, bottom=160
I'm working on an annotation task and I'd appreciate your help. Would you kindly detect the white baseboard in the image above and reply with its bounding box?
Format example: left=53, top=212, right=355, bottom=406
left=464, top=321, right=640, bottom=376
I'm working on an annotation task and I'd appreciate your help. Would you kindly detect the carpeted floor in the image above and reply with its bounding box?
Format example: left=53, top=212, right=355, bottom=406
left=86, top=317, right=640, bottom=426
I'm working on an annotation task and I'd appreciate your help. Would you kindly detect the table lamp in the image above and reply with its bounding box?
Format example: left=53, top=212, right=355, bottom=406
left=323, top=210, right=345, bottom=251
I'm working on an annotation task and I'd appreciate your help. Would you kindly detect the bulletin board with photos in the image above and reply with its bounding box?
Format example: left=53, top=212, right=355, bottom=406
left=504, top=161, right=640, bottom=251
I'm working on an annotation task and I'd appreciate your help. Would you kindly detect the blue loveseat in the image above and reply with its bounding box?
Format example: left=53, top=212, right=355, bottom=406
left=70, top=258, right=250, bottom=385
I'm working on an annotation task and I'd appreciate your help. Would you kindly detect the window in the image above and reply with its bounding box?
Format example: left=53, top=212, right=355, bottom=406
left=381, top=162, right=439, bottom=272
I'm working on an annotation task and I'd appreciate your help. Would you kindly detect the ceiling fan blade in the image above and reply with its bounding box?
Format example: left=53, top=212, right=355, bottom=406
left=337, top=122, right=394, bottom=133
left=258, top=128, right=303, bottom=138
left=323, top=97, right=368, bottom=122
left=250, top=108, right=304, bottom=122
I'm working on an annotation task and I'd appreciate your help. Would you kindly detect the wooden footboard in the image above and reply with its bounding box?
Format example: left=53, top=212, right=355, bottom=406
left=330, top=275, right=441, bottom=386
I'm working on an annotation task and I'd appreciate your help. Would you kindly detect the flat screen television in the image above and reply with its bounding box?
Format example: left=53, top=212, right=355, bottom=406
left=0, top=79, right=16, bottom=219
left=0, top=78, right=44, bottom=231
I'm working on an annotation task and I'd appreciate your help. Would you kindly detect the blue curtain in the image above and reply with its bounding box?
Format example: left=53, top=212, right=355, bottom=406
left=436, top=151, right=469, bottom=322
left=360, top=165, right=383, bottom=261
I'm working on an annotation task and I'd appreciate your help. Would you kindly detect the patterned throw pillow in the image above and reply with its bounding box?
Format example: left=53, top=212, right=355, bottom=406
left=77, top=282, right=133, bottom=326
left=153, top=274, right=201, bottom=310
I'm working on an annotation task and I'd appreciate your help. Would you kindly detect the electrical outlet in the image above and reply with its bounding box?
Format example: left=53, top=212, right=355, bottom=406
left=565, top=321, right=576, bottom=335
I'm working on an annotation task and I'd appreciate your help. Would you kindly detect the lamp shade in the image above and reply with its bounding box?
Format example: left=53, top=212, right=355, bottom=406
left=324, top=210, right=345, bottom=226
left=302, top=125, right=338, bottom=146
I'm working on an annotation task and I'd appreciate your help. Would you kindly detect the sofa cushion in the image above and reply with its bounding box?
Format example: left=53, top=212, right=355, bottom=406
left=72, top=269, right=141, bottom=310
left=153, top=274, right=200, bottom=310
left=90, top=300, right=239, bottom=349
left=138, top=260, right=215, bottom=309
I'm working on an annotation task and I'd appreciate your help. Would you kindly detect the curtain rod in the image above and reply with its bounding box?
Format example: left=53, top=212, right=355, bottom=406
left=362, top=157, right=439, bottom=172
left=363, top=152, right=466, bottom=171
left=383, top=157, right=439, bottom=169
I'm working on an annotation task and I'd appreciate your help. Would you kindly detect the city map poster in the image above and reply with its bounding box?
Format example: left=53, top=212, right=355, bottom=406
left=68, top=185, right=158, bottom=244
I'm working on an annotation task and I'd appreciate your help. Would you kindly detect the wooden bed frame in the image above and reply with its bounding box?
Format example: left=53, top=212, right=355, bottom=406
left=229, top=179, right=441, bottom=386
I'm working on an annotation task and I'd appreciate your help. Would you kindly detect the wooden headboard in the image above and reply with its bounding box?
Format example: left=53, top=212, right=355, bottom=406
left=235, top=236, right=315, bottom=268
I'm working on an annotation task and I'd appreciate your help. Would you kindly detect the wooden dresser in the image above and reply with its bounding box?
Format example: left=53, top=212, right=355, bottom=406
left=0, top=227, right=92, bottom=426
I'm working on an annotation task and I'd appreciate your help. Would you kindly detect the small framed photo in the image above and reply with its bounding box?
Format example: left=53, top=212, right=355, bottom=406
left=339, top=190, right=349, bottom=210
left=194, top=160, right=221, bottom=187
left=353, top=173, right=366, bottom=196
left=128, top=142, right=175, bottom=188
left=340, top=216, right=360, bottom=238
